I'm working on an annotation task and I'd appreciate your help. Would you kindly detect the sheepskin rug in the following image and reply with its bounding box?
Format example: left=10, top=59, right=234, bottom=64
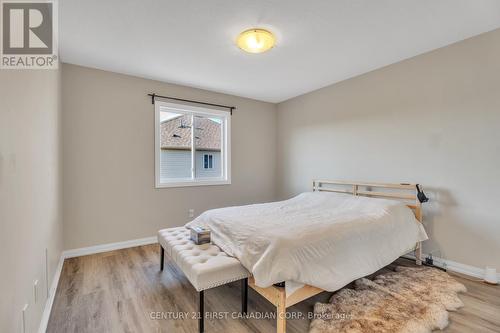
left=310, top=266, right=466, bottom=333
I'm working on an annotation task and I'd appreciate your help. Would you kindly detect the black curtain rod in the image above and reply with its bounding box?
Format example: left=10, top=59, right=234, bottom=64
left=148, top=93, right=235, bottom=115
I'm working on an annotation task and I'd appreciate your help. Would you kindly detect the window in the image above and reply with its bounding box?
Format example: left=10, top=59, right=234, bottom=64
left=203, top=154, right=213, bottom=169
left=155, top=101, right=231, bottom=188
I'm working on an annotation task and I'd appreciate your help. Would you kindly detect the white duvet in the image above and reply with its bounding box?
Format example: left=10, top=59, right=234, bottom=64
left=186, top=192, right=428, bottom=295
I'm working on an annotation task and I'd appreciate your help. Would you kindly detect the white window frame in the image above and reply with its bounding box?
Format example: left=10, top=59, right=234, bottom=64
left=155, top=101, right=231, bottom=188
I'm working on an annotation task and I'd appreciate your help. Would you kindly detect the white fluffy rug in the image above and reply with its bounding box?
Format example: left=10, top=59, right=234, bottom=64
left=310, top=266, right=466, bottom=333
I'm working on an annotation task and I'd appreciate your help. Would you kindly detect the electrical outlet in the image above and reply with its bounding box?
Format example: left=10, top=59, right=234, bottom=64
left=21, top=304, right=28, bottom=333
left=33, top=280, right=39, bottom=304
left=425, top=256, right=433, bottom=266
left=188, top=209, right=194, bottom=218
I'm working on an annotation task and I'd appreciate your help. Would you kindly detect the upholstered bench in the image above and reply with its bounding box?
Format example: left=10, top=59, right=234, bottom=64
left=158, top=227, right=250, bottom=332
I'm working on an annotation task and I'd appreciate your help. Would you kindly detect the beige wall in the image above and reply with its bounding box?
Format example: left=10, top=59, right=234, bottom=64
left=0, top=69, right=63, bottom=332
left=2, top=25, right=498, bottom=332
left=277, top=29, right=500, bottom=270
left=21, top=28, right=496, bottom=285
left=62, top=64, right=277, bottom=249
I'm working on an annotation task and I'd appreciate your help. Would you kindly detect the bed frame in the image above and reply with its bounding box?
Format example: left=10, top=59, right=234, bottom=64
left=248, top=180, right=424, bottom=333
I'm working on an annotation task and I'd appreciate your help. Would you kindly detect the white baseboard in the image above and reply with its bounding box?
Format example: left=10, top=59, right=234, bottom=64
left=402, top=253, right=500, bottom=280
left=63, top=236, right=158, bottom=259
left=38, top=254, right=64, bottom=333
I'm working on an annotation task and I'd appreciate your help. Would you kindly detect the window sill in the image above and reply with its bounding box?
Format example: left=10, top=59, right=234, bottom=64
left=155, top=179, right=231, bottom=189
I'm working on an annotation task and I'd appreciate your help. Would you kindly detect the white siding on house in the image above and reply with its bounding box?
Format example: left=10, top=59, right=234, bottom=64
left=160, top=149, right=221, bottom=181
left=160, top=150, right=191, bottom=180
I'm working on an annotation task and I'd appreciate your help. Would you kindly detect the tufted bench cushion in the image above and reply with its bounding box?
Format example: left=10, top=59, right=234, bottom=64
left=158, top=227, right=250, bottom=292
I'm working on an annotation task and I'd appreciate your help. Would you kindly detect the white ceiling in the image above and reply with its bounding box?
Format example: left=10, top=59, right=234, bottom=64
left=60, top=0, right=500, bottom=103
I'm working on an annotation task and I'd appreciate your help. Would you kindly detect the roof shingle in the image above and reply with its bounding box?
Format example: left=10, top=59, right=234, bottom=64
left=160, top=115, right=221, bottom=151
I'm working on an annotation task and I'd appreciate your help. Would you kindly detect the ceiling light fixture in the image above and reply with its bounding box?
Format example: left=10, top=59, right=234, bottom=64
left=236, top=28, right=275, bottom=54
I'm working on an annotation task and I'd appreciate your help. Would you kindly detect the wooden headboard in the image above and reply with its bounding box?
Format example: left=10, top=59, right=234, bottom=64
left=312, top=180, right=423, bottom=222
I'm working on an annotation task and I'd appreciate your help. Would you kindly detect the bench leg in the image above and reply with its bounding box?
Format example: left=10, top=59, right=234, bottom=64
left=241, top=278, right=248, bottom=315
left=160, top=245, right=164, bottom=271
left=199, top=290, right=204, bottom=333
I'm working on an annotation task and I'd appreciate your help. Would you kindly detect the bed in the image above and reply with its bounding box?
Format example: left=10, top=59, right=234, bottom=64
left=186, top=180, right=428, bottom=333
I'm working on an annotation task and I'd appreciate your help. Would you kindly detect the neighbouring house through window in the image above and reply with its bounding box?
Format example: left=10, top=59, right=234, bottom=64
left=155, top=101, right=231, bottom=187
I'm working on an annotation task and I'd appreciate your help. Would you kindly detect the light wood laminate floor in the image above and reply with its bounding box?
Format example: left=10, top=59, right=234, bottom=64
left=47, top=244, right=500, bottom=333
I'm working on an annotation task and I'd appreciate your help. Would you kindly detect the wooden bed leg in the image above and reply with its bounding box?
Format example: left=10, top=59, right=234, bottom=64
left=276, top=288, right=286, bottom=333
left=415, top=242, right=422, bottom=266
